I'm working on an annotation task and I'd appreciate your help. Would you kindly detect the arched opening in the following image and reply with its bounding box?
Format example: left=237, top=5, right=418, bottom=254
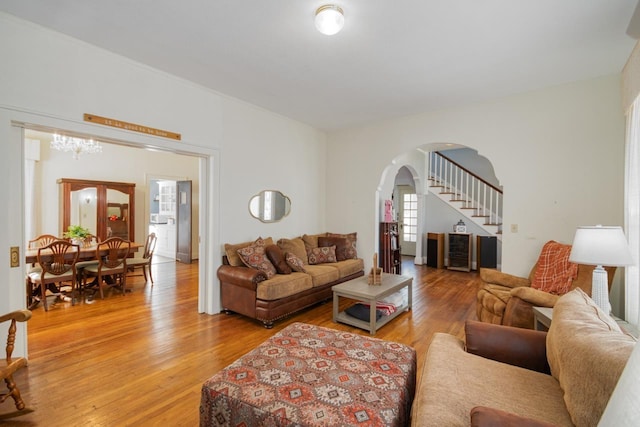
left=376, top=143, right=503, bottom=271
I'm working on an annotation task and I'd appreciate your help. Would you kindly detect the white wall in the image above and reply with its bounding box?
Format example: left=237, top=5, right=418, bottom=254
left=30, top=137, right=201, bottom=258
left=326, top=75, right=626, bottom=281
left=0, top=12, right=327, bottom=355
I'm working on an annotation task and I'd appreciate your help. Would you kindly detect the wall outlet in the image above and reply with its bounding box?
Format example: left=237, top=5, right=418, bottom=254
left=510, top=224, right=518, bottom=233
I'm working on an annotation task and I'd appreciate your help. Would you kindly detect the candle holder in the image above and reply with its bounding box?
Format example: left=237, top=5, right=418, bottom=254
left=368, top=253, right=382, bottom=285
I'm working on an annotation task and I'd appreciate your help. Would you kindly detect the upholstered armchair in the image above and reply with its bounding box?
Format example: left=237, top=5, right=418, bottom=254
left=476, top=241, right=616, bottom=329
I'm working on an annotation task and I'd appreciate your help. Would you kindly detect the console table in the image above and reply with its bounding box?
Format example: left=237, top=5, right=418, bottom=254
left=533, top=306, right=639, bottom=338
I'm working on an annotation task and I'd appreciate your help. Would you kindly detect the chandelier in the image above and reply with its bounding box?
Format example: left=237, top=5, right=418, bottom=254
left=50, top=134, right=103, bottom=160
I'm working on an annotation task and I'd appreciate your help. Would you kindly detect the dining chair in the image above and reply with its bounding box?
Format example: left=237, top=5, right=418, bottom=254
left=25, top=234, right=59, bottom=308
left=74, top=234, right=100, bottom=296
left=82, top=237, right=131, bottom=299
left=127, top=232, right=157, bottom=284
left=28, top=240, right=80, bottom=311
left=0, top=309, right=33, bottom=420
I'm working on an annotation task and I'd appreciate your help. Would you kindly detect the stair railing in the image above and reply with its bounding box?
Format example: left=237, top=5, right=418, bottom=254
left=428, top=151, right=503, bottom=226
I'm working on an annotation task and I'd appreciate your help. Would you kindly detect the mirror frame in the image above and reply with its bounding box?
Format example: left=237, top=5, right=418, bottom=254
left=248, top=190, right=291, bottom=223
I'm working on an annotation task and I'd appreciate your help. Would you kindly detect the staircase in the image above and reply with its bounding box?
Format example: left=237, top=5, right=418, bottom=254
left=428, top=151, right=503, bottom=239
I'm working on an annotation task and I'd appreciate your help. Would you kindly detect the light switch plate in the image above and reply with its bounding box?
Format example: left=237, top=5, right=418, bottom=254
left=10, top=246, right=19, bottom=268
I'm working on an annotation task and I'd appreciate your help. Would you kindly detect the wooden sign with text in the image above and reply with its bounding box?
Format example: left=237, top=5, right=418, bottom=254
left=84, top=114, right=181, bottom=141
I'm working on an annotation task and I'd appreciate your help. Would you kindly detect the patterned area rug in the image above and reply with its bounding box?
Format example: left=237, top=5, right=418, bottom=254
left=200, top=322, right=416, bottom=426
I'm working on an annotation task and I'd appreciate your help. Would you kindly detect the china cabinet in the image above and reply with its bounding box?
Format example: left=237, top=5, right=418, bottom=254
left=58, top=178, right=135, bottom=242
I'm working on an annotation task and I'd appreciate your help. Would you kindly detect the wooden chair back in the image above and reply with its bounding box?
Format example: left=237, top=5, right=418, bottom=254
left=28, top=234, right=57, bottom=250
left=143, top=233, right=157, bottom=260
left=96, top=237, right=131, bottom=270
left=36, top=240, right=80, bottom=279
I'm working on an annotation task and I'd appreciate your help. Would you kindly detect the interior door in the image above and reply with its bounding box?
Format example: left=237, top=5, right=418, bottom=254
left=397, top=185, right=417, bottom=256
left=176, top=180, right=192, bottom=263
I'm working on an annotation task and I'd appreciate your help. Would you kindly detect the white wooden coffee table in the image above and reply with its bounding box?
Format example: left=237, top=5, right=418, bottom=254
left=332, top=273, right=412, bottom=335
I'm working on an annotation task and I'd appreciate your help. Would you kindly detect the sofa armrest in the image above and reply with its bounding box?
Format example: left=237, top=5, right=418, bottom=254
left=480, top=268, right=531, bottom=289
left=217, top=265, right=267, bottom=291
left=464, top=320, right=550, bottom=374
left=510, top=287, right=559, bottom=307
left=470, top=406, right=556, bottom=427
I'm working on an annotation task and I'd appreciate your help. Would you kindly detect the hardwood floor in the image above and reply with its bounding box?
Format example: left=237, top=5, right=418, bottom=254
left=6, top=257, right=481, bottom=426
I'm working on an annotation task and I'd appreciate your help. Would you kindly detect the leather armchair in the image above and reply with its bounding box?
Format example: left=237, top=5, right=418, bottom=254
left=476, top=263, right=615, bottom=329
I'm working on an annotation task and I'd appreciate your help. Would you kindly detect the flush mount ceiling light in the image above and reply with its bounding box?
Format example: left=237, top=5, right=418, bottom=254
left=315, top=4, right=344, bottom=35
left=51, top=134, right=103, bottom=160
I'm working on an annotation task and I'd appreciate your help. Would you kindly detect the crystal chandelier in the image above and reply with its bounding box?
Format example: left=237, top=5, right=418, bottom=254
left=50, top=134, right=103, bottom=160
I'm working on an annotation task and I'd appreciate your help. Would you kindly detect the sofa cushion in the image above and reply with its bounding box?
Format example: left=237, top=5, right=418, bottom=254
left=303, top=264, right=340, bottom=287
left=546, top=288, right=635, bottom=427
left=255, top=272, right=313, bottom=301
left=237, top=238, right=277, bottom=279
left=277, top=237, right=308, bottom=265
left=307, top=246, right=337, bottom=265
left=531, top=241, right=578, bottom=295
left=225, top=237, right=273, bottom=267
left=413, top=333, right=572, bottom=426
left=327, top=232, right=358, bottom=259
left=285, top=252, right=306, bottom=273
left=318, top=236, right=350, bottom=261
left=265, top=244, right=291, bottom=275
left=326, top=258, right=365, bottom=278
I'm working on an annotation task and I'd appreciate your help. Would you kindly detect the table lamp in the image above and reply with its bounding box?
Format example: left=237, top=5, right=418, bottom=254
left=569, top=225, right=634, bottom=314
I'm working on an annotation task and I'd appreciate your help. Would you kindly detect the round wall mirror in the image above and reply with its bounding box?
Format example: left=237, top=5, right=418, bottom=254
left=249, top=190, right=291, bottom=223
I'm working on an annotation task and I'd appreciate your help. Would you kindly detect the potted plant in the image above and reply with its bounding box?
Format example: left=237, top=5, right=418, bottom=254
left=63, top=225, right=91, bottom=246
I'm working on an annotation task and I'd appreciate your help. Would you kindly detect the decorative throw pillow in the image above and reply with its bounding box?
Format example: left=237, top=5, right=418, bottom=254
left=277, top=238, right=309, bottom=265
left=237, top=238, right=276, bottom=279
left=318, top=236, right=350, bottom=261
left=531, top=240, right=578, bottom=295
left=224, top=237, right=273, bottom=266
left=285, top=252, right=306, bottom=273
left=265, top=244, right=291, bottom=275
left=327, top=232, right=358, bottom=259
left=307, top=246, right=337, bottom=265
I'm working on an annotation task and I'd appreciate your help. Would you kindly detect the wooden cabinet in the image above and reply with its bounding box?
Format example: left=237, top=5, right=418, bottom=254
left=58, top=178, right=135, bottom=242
left=149, top=223, right=176, bottom=259
left=379, top=222, right=401, bottom=274
left=448, top=233, right=472, bottom=272
left=426, top=232, right=445, bottom=269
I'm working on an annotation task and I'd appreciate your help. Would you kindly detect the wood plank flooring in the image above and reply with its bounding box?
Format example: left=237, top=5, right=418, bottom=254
left=5, top=257, right=481, bottom=426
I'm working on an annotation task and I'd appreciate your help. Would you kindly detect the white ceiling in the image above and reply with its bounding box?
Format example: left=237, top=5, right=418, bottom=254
left=1, top=1, right=638, bottom=131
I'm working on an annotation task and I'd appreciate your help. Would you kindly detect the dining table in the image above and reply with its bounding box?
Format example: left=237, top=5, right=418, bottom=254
left=25, top=241, right=142, bottom=265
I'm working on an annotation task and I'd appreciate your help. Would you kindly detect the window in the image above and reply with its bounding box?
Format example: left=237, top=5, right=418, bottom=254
left=402, top=193, right=417, bottom=242
left=625, top=96, right=640, bottom=327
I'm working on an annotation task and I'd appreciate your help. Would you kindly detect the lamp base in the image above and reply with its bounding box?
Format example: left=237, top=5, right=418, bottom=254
left=591, top=265, right=611, bottom=315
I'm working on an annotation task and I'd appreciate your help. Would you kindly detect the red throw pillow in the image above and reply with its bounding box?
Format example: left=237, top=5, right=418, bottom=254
left=531, top=241, right=578, bottom=295
left=285, top=252, right=306, bottom=273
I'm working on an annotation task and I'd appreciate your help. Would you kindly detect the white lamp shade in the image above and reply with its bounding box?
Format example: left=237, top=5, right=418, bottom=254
left=569, top=226, right=634, bottom=267
left=315, top=5, right=344, bottom=35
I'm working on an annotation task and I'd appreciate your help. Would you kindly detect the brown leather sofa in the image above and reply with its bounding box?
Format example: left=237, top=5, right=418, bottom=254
left=411, top=289, right=635, bottom=426
left=218, top=234, right=364, bottom=328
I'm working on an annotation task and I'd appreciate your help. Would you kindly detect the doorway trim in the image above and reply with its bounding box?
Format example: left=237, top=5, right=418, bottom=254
left=4, top=106, right=221, bottom=356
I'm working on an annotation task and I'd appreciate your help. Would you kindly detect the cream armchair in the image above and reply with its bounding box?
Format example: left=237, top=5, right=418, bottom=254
left=476, top=262, right=615, bottom=329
